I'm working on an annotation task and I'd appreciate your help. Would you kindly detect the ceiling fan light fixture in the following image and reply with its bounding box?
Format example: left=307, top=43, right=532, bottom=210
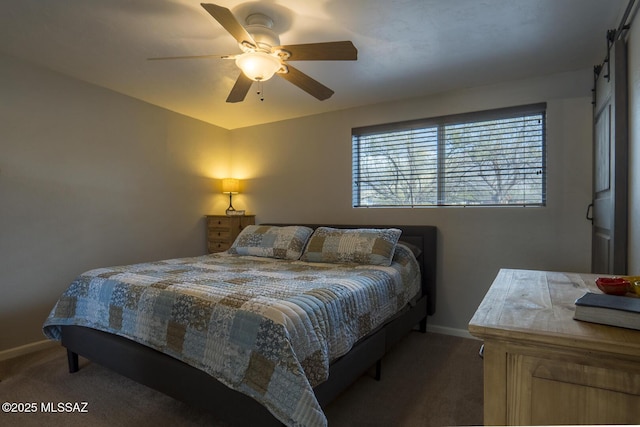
left=235, top=51, right=281, bottom=81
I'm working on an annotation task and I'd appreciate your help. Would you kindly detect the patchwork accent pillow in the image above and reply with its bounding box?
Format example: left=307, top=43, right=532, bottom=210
left=228, top=225, right=314, bottom=260
left=397, top=241, right=422, bottom=259
left=300, top=227, right=402, bottom=266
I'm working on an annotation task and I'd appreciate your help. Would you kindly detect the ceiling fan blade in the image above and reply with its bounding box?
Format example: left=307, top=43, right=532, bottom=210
left=148, top=54, right=235, bottom=61
left=276, top=41, right=357, bottom=61
left=278, top=64, right=334, bottom=101
left=201, top=3, right=256, bottom=47
left=226, top=72, right=253, bottom=103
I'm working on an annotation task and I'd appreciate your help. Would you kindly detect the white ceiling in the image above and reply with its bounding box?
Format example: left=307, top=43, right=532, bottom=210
left=0, top=0, right=628, bottom=129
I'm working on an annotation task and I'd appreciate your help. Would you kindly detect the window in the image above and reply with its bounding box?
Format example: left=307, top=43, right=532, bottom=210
left=352, top=103, right=546, bottom=207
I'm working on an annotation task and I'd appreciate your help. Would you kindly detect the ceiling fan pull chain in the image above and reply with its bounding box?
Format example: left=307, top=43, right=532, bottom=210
left=257, top=81, right=265, bottom=102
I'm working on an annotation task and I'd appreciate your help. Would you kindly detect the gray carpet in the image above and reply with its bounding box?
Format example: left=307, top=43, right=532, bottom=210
left=0, top=332, right=483, bottom=426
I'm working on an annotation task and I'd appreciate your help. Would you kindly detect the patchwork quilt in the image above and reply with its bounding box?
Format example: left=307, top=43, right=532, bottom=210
left=43, top=244, right=421, bottom=427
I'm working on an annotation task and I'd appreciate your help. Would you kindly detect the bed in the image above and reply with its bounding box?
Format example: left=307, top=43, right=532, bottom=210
left=43, top=224, right=437, bottom=427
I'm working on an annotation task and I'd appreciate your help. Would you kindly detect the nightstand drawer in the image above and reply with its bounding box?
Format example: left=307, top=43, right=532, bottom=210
left=207, top=217, right=232, bottom=228
left=208, top=230, right=232, bottom=240
left=208, top=241, right=232, bottom=252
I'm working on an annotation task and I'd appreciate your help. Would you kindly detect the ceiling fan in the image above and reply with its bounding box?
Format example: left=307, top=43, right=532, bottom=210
left=149, top=3, right=358, bottom=103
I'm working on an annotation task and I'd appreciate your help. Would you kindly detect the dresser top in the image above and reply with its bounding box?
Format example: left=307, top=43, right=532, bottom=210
left=468, top=269, right=640, bottom=357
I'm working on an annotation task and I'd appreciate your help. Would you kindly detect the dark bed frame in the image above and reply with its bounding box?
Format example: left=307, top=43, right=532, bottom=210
left=60, top=224, right=437, bottom=426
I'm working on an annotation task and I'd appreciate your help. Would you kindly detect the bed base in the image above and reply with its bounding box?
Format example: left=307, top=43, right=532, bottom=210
left=61, top=299, right=425, bottom=425
left=59, top=224, right=436, bottom=426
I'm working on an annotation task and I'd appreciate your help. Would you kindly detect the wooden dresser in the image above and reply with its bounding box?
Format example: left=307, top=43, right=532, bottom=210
left=469, top=269, right=640, bottom=426
left=205, top=215, right=255, bottom=253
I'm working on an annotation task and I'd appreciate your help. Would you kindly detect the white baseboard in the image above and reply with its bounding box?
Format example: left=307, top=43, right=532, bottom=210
left=0, top=339, right=58, bottom=362
left=426, top=324, right=479, bottom=340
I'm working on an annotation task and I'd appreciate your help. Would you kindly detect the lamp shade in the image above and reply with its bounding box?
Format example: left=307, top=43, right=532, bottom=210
left=221, top=178, right=240, bottom=194
left=235, top=51, right=281, bottom=81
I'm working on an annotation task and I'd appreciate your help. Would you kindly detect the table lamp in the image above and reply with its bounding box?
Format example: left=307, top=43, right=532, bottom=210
left=222, top=178, right=241, bottom=215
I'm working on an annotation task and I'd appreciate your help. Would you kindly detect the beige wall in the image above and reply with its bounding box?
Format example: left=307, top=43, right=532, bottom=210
left=230, top=70, right=594, bottom=334
left=0, top=53, right=230, bottom=351
left=628, top=15, right=640, bottom=274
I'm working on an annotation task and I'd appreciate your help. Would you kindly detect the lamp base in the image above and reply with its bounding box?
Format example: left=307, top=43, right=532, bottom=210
left=226, top=209, right=245, bottom=216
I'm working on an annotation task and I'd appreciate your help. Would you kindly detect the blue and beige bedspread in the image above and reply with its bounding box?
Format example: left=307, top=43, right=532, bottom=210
left=43, top=244, right=420, bottom=427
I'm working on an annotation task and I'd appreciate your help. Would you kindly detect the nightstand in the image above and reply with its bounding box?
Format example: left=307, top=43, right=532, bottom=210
left=205, top=215, right=255, bottom=253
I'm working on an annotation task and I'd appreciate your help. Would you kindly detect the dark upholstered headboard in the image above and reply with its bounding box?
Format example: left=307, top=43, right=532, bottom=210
left=264, top=224, right=437, bottom=316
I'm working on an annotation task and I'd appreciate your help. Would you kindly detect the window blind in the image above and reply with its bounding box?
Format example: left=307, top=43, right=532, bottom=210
left=352, top=103, right=546, bottom=207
